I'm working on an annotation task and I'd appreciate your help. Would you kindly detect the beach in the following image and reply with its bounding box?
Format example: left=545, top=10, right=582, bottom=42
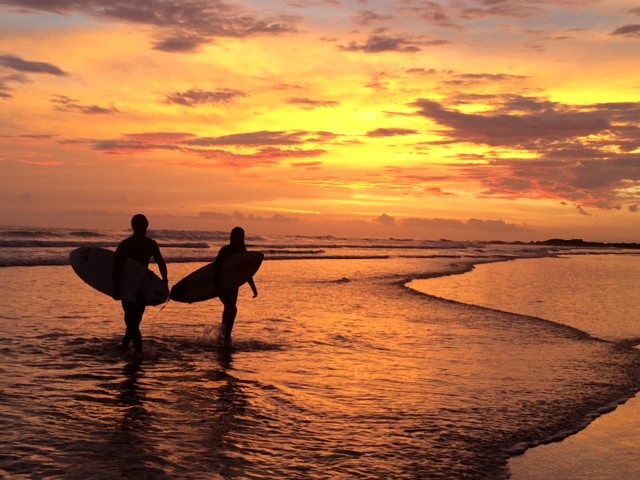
left=510, top=393, right=640, bottom=479
left=1, top=227, right=640, bottom=479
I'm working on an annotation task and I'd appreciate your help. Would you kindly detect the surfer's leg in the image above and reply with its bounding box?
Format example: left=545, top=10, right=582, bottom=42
left=120, top=301, right=133, bottom=350
left=221, top=304, right=237, bottom=338
left=120, top=332, right=131, bottom=350
left=220, top=289, right=239, bottom=339
left=122, top=301, right=145, bottom=353
left=132, top=327, right=143, bottom=354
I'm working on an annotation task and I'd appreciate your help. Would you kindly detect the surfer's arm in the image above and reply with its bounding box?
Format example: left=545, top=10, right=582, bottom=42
left=152, top=242, right=168, bottom=283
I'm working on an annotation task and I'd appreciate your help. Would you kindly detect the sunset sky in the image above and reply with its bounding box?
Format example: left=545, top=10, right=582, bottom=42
left=1, top=0, right=639, bottom=241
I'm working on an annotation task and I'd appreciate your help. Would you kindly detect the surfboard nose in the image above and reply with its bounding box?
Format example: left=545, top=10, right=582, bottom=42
left=169, top=282, right=187, bottom=302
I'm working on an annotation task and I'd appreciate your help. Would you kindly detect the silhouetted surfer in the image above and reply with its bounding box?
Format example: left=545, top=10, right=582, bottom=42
left=213, top=227, right=258, bottom=342
left=112, top=214, right=168, bottom=356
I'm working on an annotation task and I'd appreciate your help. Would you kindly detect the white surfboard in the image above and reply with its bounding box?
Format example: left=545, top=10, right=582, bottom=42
left=170, top=251, right=263, bottom=304
left=69, top=247, right=169, bottom=306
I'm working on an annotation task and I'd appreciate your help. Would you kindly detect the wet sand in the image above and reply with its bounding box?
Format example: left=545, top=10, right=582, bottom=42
left=510, top=394, right=640, bottom=480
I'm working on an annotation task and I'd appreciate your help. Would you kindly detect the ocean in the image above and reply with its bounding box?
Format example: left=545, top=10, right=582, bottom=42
left=1, top=226, right=640, bottom=479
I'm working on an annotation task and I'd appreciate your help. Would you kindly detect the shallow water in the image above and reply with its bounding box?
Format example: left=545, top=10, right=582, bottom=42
left=2, top=232, right=640, bottom=479
left=409, top=255, right=640, bottom=343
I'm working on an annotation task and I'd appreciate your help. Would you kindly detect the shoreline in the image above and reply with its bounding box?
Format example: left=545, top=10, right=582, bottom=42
left=509, top=393, right=640, bottom=479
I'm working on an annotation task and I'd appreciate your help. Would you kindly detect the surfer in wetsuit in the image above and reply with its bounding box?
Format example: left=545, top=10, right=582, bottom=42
left=213, top=227, right=258, bottom=341
left=112, top=214, right=168, bottom=355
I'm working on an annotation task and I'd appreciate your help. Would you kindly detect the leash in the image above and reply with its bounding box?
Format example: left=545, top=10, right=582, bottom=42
left=147, top=296, right=171, bottom=343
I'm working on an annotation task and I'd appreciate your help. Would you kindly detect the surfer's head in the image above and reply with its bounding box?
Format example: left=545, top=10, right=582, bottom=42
left=131, top=214, right=149, bottom=235
left=230, top=226, right=245, bottom=246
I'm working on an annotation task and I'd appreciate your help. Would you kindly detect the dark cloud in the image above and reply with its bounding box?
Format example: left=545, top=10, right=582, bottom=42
left=287, top=97, right=341, bottom=109
left=405, top=67, right=438, bottom=76
left=382, top=165, right=452, bottom=185
left=402, top=96, right=640, bottom=210
left=91, top=139, right=182, bottom=152
left=409, top=0, right=579, bottom=28
left=152, top=36, right=210, bottom=53
left=402, top=217, right=530, bottom=234
left=0, top=54, right=67, bottom=75
left=0, top=0, right=299, bottom=52
left=202, top=209, right=300, bottom=223
left=460, top=2, right=542, bottom=20
left=125, top=132, right=196, bottom=143
left=198, top=210, right=299, bottom=223
left=190, top=147, right=326, bottom=168
left=409, top=97, right=611, bottom=147
left=444, top=73, right=529, bottom=87
left=282, top=0, right=341, bottom=9
left=413, top=2, right=458, bottom=28
left=250, top=213, right=300, bottom=223
left=186, top=130, right=338, bottom=147
left=339, top=34, right=447, bottom=53
left=593, top=101, right=640, bottom=119
left=408, top=96, right=640, bottom=160
left=164, top=88, right=248, bottom=107
left=51, top=95, right=118, bottom=114
left=402, top=217, right=464, bottom=231
left=465, top=218, right=530, bottom=233
left=20, top=134, right=56, bottom=139
left=0, top=66, right=41, bottom=99
left=574, top=204, right=592, bottom=216
left=366, top=128, right=419, bottom=138
left=198, top=211, right=233, bottom=221
left=376, top=213, right=395, bottom=226
left=610, top=24, right=640, bottom=37
left=423, top=187, right=457, bottom=197
left=291, top=161, right=323, bottom=170
left=88, top=132, right=194, bottom=153
left=82, top=129, right=333, bottom=165
left=353, top=10, right=395, bottom=27
left=456, top=156, right=640, bottom=210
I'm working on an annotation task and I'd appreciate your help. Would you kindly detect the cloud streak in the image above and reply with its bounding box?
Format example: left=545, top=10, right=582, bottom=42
left=611, top=24, right=640, bottom=37
left=366, top=128, right=419, bottom=138
left=287, top=97, right=341, bottom=109
left=164, top=88, right=248, bottom=107
left=339, top=34, right=448, bottom=53
left=72, top=130, right=333, bottom=167
left=0, top=54, right=67, bottom=75
left=51, top=95, right=118, bottom=115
